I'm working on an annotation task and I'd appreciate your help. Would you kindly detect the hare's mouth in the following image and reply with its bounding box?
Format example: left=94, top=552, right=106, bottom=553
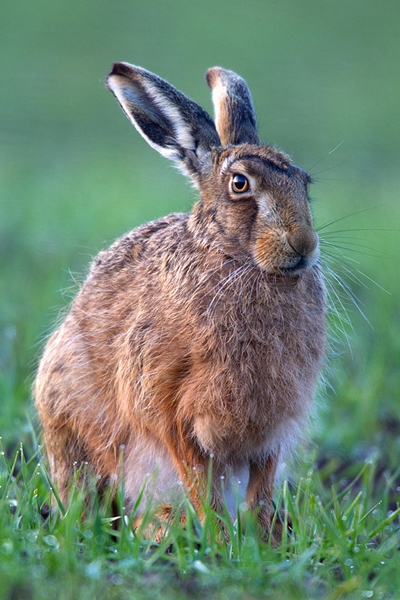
left=253, top=253, right=317, bottom=277
left=278, top=254, right=319, bottom=276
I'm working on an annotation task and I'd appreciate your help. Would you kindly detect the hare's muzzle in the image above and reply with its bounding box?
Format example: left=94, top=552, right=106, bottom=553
left=286, top=228, right=319, bottom=257
left=285, top=228, right=320, bottom=271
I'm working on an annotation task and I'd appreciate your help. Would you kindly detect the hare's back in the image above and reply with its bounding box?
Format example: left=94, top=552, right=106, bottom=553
left=91, top=212, right=189, bottom=277
left=68, top=212, right=193, bottom=342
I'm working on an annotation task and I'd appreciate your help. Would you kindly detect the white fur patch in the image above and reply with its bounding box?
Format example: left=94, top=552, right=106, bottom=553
left=123, top=437, right=184, bottom=513
left=210, top=78, right=227, bottom=137
left=220, top=156, right=234, bottom=174
left=142, top=79, right=196, bottom=151
left=257, top=192, right=276, bottom=222
left=222, top=465, right=250, bottom=517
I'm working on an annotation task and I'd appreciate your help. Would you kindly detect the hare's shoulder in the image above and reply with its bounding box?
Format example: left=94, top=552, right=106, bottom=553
left=92, top=213, right=189, bottom=275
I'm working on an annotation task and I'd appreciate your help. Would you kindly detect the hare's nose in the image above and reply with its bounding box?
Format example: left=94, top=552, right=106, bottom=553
left=286, top=229, right=319, bottom=257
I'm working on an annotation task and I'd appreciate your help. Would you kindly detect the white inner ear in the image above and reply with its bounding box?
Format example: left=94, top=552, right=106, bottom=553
left=107, top=76, right=183, bottom=162
left=142, top=79, right=196, bottom=151
left=210, top=79, right=228, bottom=137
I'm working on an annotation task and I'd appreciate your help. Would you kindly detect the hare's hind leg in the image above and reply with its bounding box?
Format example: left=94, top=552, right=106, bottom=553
left=42, top=424, right=90, bottom=508
left=245, top=453, right=283, bottom=542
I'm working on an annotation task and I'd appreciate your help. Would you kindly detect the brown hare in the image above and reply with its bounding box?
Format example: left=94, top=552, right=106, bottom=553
left=35, top=63, right=326, bottom=539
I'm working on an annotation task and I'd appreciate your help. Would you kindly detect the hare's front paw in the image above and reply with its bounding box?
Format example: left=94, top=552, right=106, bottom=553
left=133, top=504, right=186, bottom=543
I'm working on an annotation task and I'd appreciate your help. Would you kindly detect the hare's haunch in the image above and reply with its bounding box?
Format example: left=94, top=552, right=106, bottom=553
left=35, top=64, right=326, bottom=539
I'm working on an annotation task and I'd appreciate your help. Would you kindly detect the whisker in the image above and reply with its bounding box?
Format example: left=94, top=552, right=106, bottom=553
left=321, top=258, right=372, bottom=328
left=307, top=141, right=344, bottom=173
left=320, top=239, right=385, bottom=260
left=322, top=267, right=354, bottom=353
left=316, top=206, right=384, bottom=233
left=322, top=244, right=391, bottom=295
left=196, top=255, right=249, bottom=299
left=310, top=162, right=346, bottom=178
left=205, top=260, right=253, bottom=316
left=320, top=227, right=395, bottom=236
left=353, top=269, right=391, bottom=295
left=322, top=247, right=360, bottom=265
left=319, top=233, right=390, bottom=256
left=327, top=254, right=368, bottom=289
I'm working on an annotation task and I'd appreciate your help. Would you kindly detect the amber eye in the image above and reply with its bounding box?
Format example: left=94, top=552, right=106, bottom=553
left=231, top=174, right=249, bottom=193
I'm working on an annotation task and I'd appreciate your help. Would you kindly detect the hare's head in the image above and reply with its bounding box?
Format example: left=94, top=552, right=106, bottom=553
left=106, top=63, right=319, bottom=275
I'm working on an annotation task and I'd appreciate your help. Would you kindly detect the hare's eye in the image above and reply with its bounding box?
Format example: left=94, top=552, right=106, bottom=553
left=231, top=174, right=249, bottom=193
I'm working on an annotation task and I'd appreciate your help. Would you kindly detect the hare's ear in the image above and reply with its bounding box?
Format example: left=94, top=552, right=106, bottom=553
left=106, top=63, right=220, bottom=179
left=206, top=67, right=260, bottom=146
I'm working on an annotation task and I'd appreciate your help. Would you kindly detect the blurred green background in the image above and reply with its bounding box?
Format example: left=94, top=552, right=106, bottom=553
left=1, top=0, right=399, bottom=466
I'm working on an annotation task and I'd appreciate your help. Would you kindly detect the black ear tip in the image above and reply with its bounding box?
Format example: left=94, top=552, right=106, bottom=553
left=109, top=62, right=132, bottom=78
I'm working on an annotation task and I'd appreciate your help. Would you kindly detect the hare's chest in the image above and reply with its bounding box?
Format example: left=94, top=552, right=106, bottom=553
left=190, top=328, right=320, bottom=459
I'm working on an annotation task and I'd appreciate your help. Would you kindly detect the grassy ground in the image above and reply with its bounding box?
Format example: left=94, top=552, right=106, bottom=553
left=1, top=1, right=400, bottom=598
left=2, top=436, right=400, bottom=599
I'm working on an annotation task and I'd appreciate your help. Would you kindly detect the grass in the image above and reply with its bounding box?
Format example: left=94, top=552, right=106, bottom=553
left=1, top=435, right=400, bottom=600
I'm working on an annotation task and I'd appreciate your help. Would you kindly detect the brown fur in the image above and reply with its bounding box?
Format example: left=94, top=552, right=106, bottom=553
left=34, top=64, right=326, bottom=539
